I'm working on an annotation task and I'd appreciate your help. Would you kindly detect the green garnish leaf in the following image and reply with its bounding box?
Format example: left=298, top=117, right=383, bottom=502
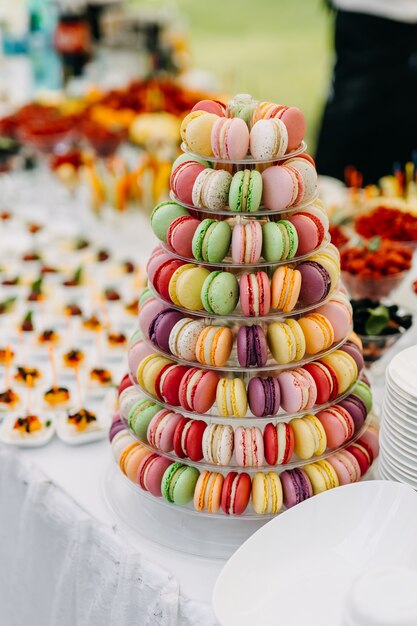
left=31, top=276, right=43, bottom=294
left=73, top=266, right=83, bottom=285
left=45, top=420, right=51, bottom=428
left=0, top=296, right=16, bottom=310
left=365, top=305, right=390, bottom=335
left=368, top=236, right=382, bottom=252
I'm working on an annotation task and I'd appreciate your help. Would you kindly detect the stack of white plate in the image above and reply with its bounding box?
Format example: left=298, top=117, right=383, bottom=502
left=379, top=345, right=417, bottom=486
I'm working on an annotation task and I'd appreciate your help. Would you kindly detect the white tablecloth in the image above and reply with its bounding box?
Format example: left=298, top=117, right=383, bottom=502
left=0, top=443, right=221, bottom=626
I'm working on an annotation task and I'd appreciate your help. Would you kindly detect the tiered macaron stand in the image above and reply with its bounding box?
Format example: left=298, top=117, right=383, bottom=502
left=104, top=140, right=377, bottom=559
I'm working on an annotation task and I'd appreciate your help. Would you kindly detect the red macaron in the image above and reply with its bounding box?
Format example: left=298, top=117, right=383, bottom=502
left=157, top=364, right=190, bottom=406
left=153, top=259, right=185, bottom=302
left=346, top=441, right=373, bottom=476
left=303, top=362, right=334, bottom=405
left=173, top=417, right=206, bottom=461
left=221, top=472, right=252, bottom=515
left=178, top=367, right=219, bottom=414
left=264, top=422, right=294, bottom=466
left=118, top=373, right=132, bottom=396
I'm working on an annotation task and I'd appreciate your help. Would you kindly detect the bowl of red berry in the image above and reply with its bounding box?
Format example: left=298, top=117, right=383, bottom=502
left=341, top=238, right=412, bottom=300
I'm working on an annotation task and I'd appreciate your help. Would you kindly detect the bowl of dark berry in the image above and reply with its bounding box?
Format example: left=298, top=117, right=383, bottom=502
left=351, top=298, right=413, bottom=364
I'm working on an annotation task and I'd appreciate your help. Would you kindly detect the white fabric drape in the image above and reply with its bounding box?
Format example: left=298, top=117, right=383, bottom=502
left=0, top=448, right=217, bottom=626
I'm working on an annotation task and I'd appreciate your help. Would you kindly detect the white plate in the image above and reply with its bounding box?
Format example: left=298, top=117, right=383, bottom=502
left=383, top=398, right=417, bottom=432
left=380, top=428, right=417, bottom=465
left=384, top=416, right=417, bottom=449
left=387, top=348, right=417, bottom=398
left=385, top=379, right=417, bottom=411
left=56, top=411, right=108, bottom=446
left=0, top=414, right=56, bottom=447
left=213, top=482, right=417, bottom=626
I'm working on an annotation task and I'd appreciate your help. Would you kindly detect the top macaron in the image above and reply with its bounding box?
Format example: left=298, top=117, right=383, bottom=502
left=181, top=95, right=306, bottom=161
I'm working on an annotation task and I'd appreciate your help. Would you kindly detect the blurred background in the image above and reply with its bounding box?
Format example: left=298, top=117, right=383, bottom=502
left=0, top=0, right=331, bottom=150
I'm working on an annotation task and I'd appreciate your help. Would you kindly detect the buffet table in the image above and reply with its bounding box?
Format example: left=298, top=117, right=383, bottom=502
left=1, top=166, right=417, bottom=626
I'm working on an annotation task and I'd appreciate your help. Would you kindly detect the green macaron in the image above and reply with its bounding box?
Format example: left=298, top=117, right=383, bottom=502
left=161, top=462, right=200, bottom=505
left=262, top=222, right=285, bottom=262
left=228, top=170, right=262, bottom=212
left=128, top=399, right=161, bottom=440
left=192, top=219, right=232, bottom=263
left=171, top=153, right=211, bottom=175
left=128, top=329, right=143, bottom=348
left=138, top=287, right=153, bottom=308
left=352, top=380, right=373, bottom=413
left=151, top=201, right=189, bottom=242
left=201, top=270, right=239, bottom=315
left=277, top=220, right=298, bottom=259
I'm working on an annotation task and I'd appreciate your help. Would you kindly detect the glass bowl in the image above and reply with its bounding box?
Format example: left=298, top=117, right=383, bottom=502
left=359, top=332, right=403, bottom=365
left=341, top=270, right=407, bottom=300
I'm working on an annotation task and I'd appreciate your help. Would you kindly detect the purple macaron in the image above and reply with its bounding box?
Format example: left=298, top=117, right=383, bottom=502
left=340, top=341, right=365, bottom=372
left=109, top=412, right=126, bottom=442
left=339, top=394, right=368, bottom=431
left=297, top=261, right=331, bottom=306
left=281, top=468, right=313, bottom=509
left=248, top=376, right=280, bottom=417
left=237, top=325, right=268, bottom=367
left=148, top=309, right=184, bottom=353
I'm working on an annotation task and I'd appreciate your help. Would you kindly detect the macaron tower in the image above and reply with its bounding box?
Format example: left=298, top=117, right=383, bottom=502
left=112, top=94, right=379, bottom=536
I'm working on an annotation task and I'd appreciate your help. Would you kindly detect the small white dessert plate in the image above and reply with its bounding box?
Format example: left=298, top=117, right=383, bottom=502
left=213, top=481, right=417, bottom=626
left=0, top=413, right=56, bottom=447
left=56, top=410, right=108, bottom=446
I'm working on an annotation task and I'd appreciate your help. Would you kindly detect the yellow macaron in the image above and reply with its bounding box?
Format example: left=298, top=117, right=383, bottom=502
left=168, top=263, right=196, bottom=305
left=175, top=266, right=210, bottom=310
left=216, top=377, right=247, bottom=417
left=304, top=459, right=339, bottom=495
left=267, top=321, right=296, bottom=364
left=142, top=355, right=172, bottom=396
left=284, top=318, right=306, bottom=361
left=252, top=471, right=283, bottom=515
left=321, top=350, right=358, bottom=394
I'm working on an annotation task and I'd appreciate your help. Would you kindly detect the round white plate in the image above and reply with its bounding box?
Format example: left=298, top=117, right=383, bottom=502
left=213, top=482, right=417, bottom=626
left=387, top=349, right=417, bottom=398
left=0, top=413, right=56, bottom=447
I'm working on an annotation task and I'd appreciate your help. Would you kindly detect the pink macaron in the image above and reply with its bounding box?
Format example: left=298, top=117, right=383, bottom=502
left=146, top=247, right=172, bottom=283
left=138, top=298, right=166, bottom=337
left=170, top=161, right=206, bottom=205
left=239, top=271, right=271, bottom=316
left=234, top=426, right=264, bottom=467
left=137, top=453, right=171, bottom=497
left=276, top=107, right=306, bottom=152
left=231, top=221, right=262, bottom=264
left=128, top=338, right=153, bottom=381
left=289, top=213, right=321, bottom=256
left=211, top=117, right=250, bottom=161
left=262, top=165, right=299, bottom=210
left=327, top=449, right=361, bottom=485
left=277, top=367, right=317, bottom=413
left=192, top=99, right=226, bottom=116
left=147, top=409, right=183, bottom=452
left=316, top=300, right=352, bottom=343
left=167, top=215, right=200, bottom=258
left=317, top=405, right=355, bottom=448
